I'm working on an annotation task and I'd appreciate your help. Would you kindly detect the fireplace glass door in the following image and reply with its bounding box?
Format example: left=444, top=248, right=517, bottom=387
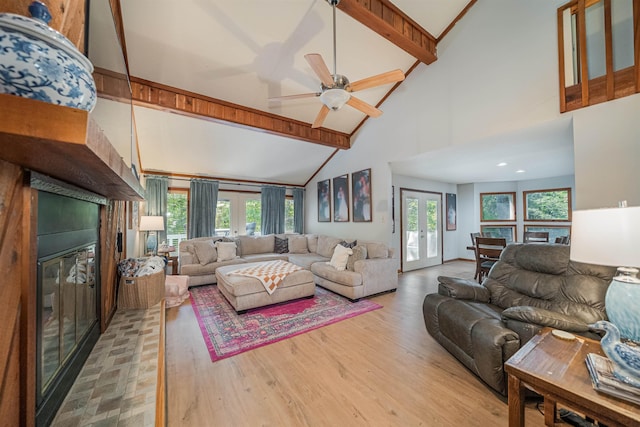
left=39, top=244, right=97, bottom=395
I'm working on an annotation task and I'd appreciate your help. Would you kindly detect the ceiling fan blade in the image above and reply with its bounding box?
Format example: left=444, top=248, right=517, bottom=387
left=268, top=93, right=319, bottom=101
left=305, top=53, right=335, bottom=87
left=312, top=105, right=330, bottom=128
left=348, top=69, right=405, bottom=93
left=347, top=96, right=382, bottom=118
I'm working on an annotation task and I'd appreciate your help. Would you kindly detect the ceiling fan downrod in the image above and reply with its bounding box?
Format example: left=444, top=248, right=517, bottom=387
left=328, top=0, right=340, bottom=83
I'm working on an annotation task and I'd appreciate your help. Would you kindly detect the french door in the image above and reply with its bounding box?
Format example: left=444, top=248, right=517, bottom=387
left=401, top=190, right=442, bottom=271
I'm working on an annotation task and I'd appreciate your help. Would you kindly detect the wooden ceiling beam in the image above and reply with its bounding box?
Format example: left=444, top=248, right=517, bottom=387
left=92, top=69, right=351, bottom=150
left=337, top=0, right=437, bottom=65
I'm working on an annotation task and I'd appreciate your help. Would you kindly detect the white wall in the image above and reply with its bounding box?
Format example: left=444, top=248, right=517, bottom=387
left=303, top=0, right=638, bottom=259
left=572, top=94, right=640, bottom=209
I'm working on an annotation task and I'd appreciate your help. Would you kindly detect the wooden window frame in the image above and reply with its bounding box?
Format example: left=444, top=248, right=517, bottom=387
left=523, top=187, right=572, bottom=222
left=524, top=224, right=572, bottom=241
left=480, top=192, right=517, bottom=222
left=480, top=224, right=517, bottom=243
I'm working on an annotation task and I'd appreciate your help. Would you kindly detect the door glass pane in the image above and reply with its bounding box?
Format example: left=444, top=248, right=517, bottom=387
left=406, top=198, right=419, bottom=262
left=216, top=200, right=231, bottom=236
left=245, top=199, right=261, bottom=235
left=41, top=258, right=61, bottom=393
left=585, top=1, right=606, bottom=79
left=75, top=246, right=96, bottom=342
left=426, top=200, right=438, bottom=258
left=611, top=0, right=634, bottom=71
left=62, top=253, right=77, bottom=361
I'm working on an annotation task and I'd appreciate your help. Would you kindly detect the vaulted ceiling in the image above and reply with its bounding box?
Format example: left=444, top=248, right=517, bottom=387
left=90, top=1, right=573, bottom=187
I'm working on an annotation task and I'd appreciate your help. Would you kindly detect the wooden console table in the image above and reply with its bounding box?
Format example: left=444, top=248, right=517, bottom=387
left=505, top=328, right=640, bottom=426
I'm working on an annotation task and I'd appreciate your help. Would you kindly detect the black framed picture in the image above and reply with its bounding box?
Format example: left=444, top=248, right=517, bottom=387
left=333, top=175, right=349, bottom=222
left=446, top=193, right=457, bottom=231
left=317, top=179, right=331, bottom=222
left=352, top=168, right=372, bottom=222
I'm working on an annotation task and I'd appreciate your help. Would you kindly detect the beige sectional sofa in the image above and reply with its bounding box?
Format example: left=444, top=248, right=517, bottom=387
left=178, top=234, right=398, bottom=300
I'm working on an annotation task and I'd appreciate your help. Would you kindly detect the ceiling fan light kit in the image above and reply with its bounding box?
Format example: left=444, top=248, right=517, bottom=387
left=270, top=0, right=405, bottom=128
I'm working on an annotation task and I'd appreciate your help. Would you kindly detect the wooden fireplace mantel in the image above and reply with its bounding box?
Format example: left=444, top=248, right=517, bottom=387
left=0, top=94, right=145, bottom=201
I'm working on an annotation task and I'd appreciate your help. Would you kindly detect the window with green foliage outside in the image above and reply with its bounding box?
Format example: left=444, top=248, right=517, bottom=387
left=480, top=192, right=516, bottom=221
left=216, top=200, right=231, bottom=236
left=167, top=190, right=188, bottom=248
left=245, top=199, right=261, bottom=234
left=524, top=188, right=571, bottom=221
left=285, top=199, right=294, bottom=233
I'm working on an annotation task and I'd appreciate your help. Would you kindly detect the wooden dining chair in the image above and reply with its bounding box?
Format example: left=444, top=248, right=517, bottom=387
left=475, top=236, right=507, bottom=282
left=470, top=232, right=483, bottom=279
left=523, top=231, right=549, bottom=243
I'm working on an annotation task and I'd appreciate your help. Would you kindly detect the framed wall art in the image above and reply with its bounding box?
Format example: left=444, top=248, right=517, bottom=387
left=317, top=179, right=331, bottom=222
left=352, top=168, right=372, bottom=222
left=446, top=193, right=457, bottom=231
left=332, top=175, right=349, bottom=222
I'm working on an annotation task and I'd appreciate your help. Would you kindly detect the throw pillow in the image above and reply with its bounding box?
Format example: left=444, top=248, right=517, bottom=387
left=288, top=235, right=309, bottom=254
left=346, top=245, right=367, bottom=271
left=339, top=239, right=357, bottom=249
left=192, top=240, right=217, bottom=265
left=274, top=236, right=289, bottom=254
left=327, top=244, right=353, bottom=271
left=215, top=241, right=237, bottom=262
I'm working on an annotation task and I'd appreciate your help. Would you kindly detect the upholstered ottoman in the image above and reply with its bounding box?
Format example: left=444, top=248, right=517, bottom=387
left=165, top=275, right=190, bottom=308
left=215, top=261, right=315, bottom=312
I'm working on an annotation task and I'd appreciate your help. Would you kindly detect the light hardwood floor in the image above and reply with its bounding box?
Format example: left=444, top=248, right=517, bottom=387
left=165, top=261, right=545, bottom=426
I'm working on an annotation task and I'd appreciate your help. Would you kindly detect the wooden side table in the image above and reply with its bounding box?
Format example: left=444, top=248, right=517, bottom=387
left=158, top=247, right=178, bottom=275
left=505, top=328, right=640, bottom=426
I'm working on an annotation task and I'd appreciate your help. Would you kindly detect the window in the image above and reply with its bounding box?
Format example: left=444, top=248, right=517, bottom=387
left=285, top=198, right=294, bottom=233
left=245, top=198, right=261, bottom=235
left=166, top=189, right=188, bottom=249
left=480, top=192, right=516, bottom=221
left=216, top=191, right=261, bottom=236
left=558, top=0, right=638, bottom=112
left=481, top=225, right=516, bottom=243
left=524, top=225, right=571, bottom=243
left=524, top=188, right=571, bottom=221
left=215, top=199, right=231, bottom=236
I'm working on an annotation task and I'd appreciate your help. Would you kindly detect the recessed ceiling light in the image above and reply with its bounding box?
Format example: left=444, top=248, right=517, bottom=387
left=516, top=169, right=525, bottom=173
left=497, top=162, right=507, bottom=167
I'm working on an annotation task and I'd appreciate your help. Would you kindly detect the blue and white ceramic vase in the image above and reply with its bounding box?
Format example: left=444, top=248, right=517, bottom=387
left=0, top=1, right=96, bottom=111
left=606, top=267, right=640, bottom=342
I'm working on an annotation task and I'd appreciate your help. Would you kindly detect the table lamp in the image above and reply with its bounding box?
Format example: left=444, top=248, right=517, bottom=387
left=570, top=205, right=640, bottom=341
left=139, top=215, right=165, bottom=255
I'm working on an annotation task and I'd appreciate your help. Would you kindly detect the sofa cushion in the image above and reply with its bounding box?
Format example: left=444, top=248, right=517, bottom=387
left=346, top=245, right=367, bottom=272
left=180, top=258, right=247, bottom=276
left=192, top=240, right=217, bottom=265
left=363, top=241, right=389, bottom=259
left=311, top=262, right=363, bottom=287
left=306, top=234, right=318, bottom=253
left=288, top=235, right=309, bottom=254
left=215, top=241, right=238, bottom=262
left=241, top=253, right=288, bottom=263
left=274, top=236, right=289, bottom=254
left=237, top=235, right=274, bottom=256
left=316, top=235, right=342, bottom=258
left=328, top=244, right=353, bottom=271
left=287, top=253, right=328, bottom=269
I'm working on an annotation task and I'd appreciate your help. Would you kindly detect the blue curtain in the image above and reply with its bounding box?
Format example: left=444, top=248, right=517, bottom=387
left=145, top=176, right=168, bottom=244
left=188, top=179, right=218, bottom=238
left=293, top=188, right=304, bottom=234
left=261, top=185, right=285, bottom=235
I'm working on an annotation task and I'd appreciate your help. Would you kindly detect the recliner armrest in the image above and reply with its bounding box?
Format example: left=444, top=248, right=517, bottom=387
left=437, top=275, right=490, bottom=302
left=501, top=306, right=591, bottom=332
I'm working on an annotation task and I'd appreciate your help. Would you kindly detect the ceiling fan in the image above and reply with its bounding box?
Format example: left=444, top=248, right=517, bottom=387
left=269, top=0, right=405, bottom=129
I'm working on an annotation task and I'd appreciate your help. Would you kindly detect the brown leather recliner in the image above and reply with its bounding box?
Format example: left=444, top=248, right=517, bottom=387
left=423, top=243, right=616, bottom=396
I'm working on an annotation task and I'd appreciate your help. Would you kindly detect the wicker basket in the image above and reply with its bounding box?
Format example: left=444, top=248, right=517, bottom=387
left=118, top=270, right=165, bottom=309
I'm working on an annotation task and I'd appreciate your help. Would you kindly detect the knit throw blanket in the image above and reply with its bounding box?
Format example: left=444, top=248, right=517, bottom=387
left=227, top=260, right=303, bottom=295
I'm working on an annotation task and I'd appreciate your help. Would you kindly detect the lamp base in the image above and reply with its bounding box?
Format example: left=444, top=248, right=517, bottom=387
left=146, top=233, right=157, bottom=255
left=606, top=270, right=640, bottom=342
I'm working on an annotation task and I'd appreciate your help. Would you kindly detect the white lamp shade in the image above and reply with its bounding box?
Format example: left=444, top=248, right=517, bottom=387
left=569, top=206, right=640, bottom=267
left=139, top=215, right=165, bottom=232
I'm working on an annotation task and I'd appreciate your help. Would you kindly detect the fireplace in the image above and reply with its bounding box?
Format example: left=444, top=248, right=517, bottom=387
left=33, top=176, right=105, bottom=426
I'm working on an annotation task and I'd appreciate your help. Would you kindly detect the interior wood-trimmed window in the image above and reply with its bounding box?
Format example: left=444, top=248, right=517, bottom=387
left=557, top=0, right=639, bottom=112
left=523, top=188, right=572, bottom=221
left=480, top=192, right=516, bottom=222
left=481, top=225, right=517, bottom=243
left=524, top=225, right=571, bottom=243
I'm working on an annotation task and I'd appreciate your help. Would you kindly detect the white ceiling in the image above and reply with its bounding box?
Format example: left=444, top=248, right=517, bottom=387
left=89, top=0, right=574, bottom=186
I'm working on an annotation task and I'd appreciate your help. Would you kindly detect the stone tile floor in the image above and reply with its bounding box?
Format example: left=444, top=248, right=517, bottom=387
left=52, top=304, right=161, bottom=427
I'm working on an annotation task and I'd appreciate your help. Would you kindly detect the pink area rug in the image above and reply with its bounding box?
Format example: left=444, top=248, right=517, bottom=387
left=189, top=285, right=382, bottom=362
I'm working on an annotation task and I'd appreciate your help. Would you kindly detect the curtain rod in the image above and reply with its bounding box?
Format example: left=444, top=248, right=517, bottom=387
left=144, top=174, right=305, bottom=190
